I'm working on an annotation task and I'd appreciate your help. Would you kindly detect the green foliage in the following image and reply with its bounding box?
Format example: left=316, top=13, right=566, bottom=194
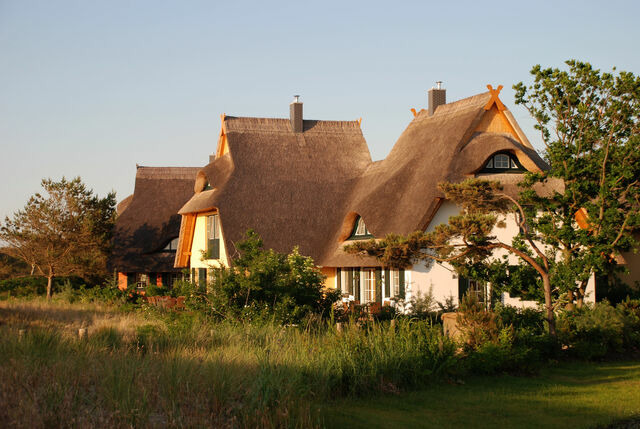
left=203, top=230, right=339, bottom=324
left=556, top=301, right=626, bottom=359
left=514, top=60, right=640, bottom=301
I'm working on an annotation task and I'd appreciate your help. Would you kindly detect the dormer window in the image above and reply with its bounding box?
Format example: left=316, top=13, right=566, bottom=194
left=163, top=237, right=179, bottom=251
left=349, top=216, right=373, bottom=240
left=481, top=152, right=524, bottom=173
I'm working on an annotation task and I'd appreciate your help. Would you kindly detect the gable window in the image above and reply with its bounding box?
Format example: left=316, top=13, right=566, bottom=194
left=206, top=214, right=220, bottom=259
left=349, top=216, right=373, bottom=240
left=481, top=152, right=524, bottom=173
left=163, top=237, right=179, bottom=251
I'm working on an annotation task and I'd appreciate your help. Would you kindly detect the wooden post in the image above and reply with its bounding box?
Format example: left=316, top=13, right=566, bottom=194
left=78, top=328, right=87, bottom=340
left=18, top=329, right=26, bottom=340
left=390, top=319, right=396, bottom=330
left=336, top=322, right=343, bottom=333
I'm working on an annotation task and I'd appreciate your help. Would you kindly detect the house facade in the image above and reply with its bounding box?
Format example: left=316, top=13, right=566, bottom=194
left=170, top=85, right=598, bottom=307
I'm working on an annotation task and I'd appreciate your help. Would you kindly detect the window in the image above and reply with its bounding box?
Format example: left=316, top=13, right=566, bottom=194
left=385, top=269, right=405, bottom=299
left=458, top=277, right=488, bottom=308
left=206, top=214, right=220, bottom=259
left=163, top=237, right=179, bottom=251
left=362, top=269, right=376, bottom=303
left=494, top=154, right=510, bottom=169
left=136, top=273, right=149, bottom=290
left=481, top=152, right=524, bottom=173
left=349, top=216, right=373, bottom=239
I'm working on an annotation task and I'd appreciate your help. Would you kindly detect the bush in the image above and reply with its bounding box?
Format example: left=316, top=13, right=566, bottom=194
left=0, top=276, right=86, bottom=298
left=556, top=301, right=625, bottom=360
left=205, top=230, right=339, bottom=324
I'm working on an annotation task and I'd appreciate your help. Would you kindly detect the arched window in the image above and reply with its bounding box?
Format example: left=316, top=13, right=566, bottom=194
left=481, top=152, right=524, bottom=173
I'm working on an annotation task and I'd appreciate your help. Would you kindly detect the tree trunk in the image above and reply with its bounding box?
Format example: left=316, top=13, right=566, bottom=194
left=542, top=274, right=556, bottom=337
left=566, top=290, right=575, bottom=311
left=576, top=280, right=587, bottom=308
left=46, top=275, right=53, bottom=299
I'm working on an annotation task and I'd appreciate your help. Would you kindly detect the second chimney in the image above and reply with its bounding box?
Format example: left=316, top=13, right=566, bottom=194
left=428, top=81, right=446, bottom=116
left=290, top=95, right=303, bottom=133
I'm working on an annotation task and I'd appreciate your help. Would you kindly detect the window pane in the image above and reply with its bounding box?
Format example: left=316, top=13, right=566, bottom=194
left=494, top=154, right=509, bottom=168
left=393, top=270, right=400, bottom=296
left=510, top=158, right=517, bottom=168
left=363, top=269, right=376, bottom=303
left=486, top=158, right=493, bottom=168
left=355, top=218, right=367, bottom=236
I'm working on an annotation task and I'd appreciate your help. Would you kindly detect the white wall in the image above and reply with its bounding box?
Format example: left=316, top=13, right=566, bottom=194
left=412, top=200, right=595, bottom=308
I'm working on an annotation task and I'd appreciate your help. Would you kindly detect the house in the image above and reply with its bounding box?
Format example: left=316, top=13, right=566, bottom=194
left=172, top=85, right=598, bottom=307
left=110, top=165, right=200, bottom=290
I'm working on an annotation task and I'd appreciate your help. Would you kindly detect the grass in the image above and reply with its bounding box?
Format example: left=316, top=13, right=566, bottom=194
left=1, top=298, right=639, bottom=428
left=322, top=361, right=640, bottom=429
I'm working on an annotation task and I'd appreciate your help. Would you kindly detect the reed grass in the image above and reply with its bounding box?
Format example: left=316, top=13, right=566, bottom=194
left=0, top=299, right=455, bottom=428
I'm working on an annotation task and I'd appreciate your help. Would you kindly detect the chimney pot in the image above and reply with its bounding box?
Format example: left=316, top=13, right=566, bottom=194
left=290, top=95, right=303, bottom=133
left=209, top=154, right=215, bottom=163
left=428, top=82, right=446, bottom=116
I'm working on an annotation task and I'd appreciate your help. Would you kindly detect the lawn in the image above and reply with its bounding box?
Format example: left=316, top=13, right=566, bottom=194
left=322, top=361, right=640, bottom=429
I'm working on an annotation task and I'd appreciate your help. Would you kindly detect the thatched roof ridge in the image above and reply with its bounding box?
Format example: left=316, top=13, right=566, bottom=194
left=110, top=166, right=199, bottom=272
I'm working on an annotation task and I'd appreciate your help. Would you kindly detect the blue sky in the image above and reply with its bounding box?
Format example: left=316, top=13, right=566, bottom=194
left=1, top=0, right=639, bottom=220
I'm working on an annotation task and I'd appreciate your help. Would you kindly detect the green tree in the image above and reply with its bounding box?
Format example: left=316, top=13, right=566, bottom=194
left=204, top=230, right=339, bottom=323
left=0, top=177, right=116, bottom=298
left=346, top=61, right=640, bottom=337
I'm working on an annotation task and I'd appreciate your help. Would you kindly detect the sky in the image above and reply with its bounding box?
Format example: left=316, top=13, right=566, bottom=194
left=1, top=0, right=639, bottom=221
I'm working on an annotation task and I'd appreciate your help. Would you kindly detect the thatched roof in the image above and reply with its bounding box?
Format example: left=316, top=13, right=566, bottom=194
left=175, top=116, right=371, bottom=265
left=110, top=166, right=200, bottom=272
left=175, top=89, right=558, bottom=269
left=320, top=92, right=557, bottom=267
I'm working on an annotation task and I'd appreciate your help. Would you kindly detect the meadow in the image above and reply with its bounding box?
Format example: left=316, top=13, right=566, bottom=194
left=1, top=298, right=639, bottom=428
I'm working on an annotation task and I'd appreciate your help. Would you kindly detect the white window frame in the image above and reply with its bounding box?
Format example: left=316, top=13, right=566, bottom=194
left=494, top=154, right=510, bottom=169
left=362, top=269, right=376, bottom=303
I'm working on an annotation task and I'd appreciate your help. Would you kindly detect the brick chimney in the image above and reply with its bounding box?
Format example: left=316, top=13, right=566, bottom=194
left=428, top=81, right=446, bottom=116
left=290, top=95, right=303, bottom=133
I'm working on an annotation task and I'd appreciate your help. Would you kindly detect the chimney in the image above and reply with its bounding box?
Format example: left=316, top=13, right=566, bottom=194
left=428, top=81, right=446, bottom=116
left=209, top=154, right=215, bottom=163
left=290, top=95, right=303, bottom=133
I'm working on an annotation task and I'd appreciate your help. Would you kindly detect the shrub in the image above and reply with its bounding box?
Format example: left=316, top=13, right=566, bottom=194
left=205, top=230, right=339, bottom=324
left=456, top=293, right=499, bottom=350
left=556, top=301, right=625, bottom=360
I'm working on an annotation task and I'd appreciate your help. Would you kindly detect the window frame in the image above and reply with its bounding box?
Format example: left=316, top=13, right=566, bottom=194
left=480, top=152, right=525, bottom=173
left=348, top=216, right=374, bottom=240
left=206, top=214, right=221, bottom=260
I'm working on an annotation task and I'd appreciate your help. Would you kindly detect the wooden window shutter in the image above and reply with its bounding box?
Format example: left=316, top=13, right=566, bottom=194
left=198, top=268, right=207, bottom=288
left=375, top=268, right=382, bottom=303
left=127, top=273, right=135, bottom=287
left=354, top=269, right=361, bottom=302
left=191, top=268, right=196, bottom=284
left=384, top=269, right=390, bottom=298
left=458, top=277, right=469, bottom=302
left=398, top=269, right=405, bottom=299
left=346, top=269, right=353, bottom=295
left=336, top=268, right=341, bottom=292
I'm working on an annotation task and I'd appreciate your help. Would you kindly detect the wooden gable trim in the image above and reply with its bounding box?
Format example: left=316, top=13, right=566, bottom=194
left=473, top=104, right=522, bottom=142
left=215, top=114, right=229, bottom=158
left=174, top=214, right=197, bottom=268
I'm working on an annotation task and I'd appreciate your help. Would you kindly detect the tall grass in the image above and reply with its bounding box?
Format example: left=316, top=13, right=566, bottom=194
left=0, top=300, right=457, bottom=428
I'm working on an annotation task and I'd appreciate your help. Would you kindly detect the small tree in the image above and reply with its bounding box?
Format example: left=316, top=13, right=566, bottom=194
left=206, top=230, right=339, bottom=323
left=0, top=177, right=116, bottom=298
